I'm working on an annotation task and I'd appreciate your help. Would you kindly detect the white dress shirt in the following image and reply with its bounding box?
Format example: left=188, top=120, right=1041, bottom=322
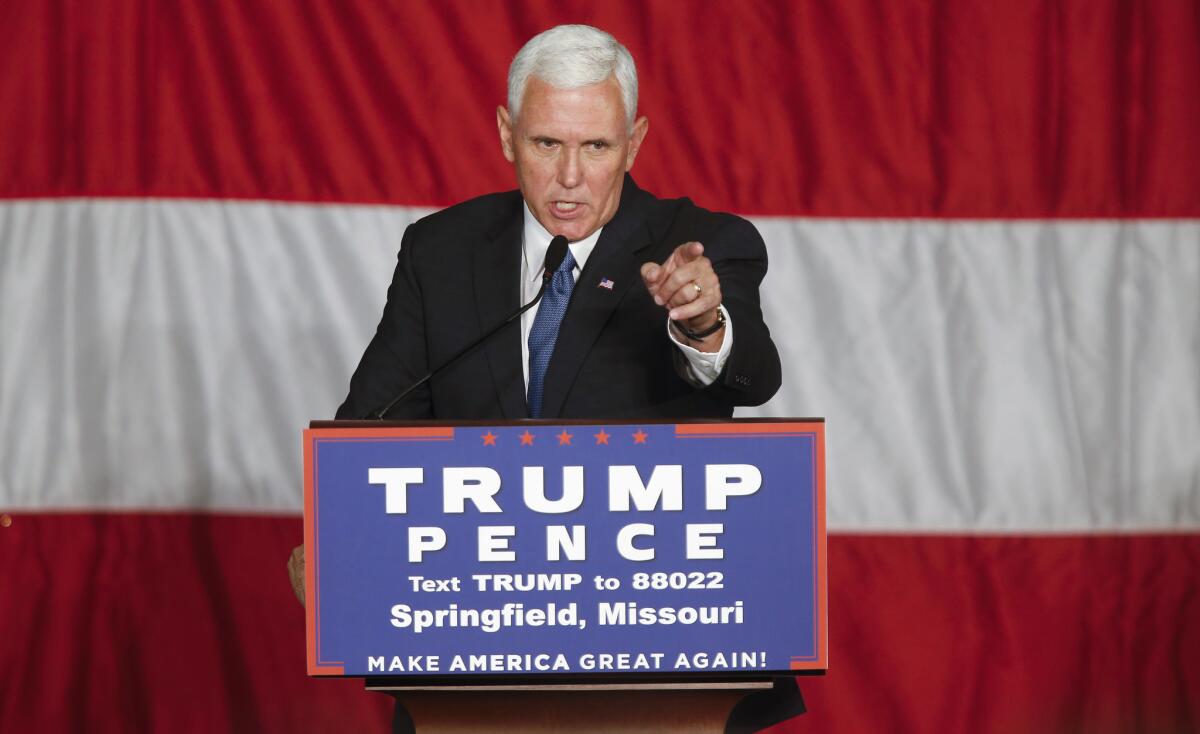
left=518, top=203, right=733, bottom=391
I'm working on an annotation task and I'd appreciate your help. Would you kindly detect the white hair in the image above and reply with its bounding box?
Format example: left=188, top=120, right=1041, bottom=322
left=507, top=24, right=638, bottom=131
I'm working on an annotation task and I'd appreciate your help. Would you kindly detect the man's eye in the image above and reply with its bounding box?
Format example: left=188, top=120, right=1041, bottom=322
left=536, top=139, right=558, bottom=150
left=588, top=142, right=608, bottom=151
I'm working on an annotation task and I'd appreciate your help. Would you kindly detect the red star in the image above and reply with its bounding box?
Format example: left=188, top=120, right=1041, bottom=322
left=481, top=431, right=497, bottom=446
left=519, top=430, right=535, bottom=446
left=632, top=430, right=648, bottom=444
left=556, top=430, right=573, bottom=446
left=594, top=429, right=610, bottom=445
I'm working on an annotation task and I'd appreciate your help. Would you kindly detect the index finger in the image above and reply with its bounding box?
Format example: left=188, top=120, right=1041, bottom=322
left=674, top=242, right=705, bottom=264
left=640, top=261, right=663, bottom=284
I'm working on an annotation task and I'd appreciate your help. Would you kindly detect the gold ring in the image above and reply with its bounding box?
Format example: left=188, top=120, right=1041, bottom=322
left=692, top=281, right=703, bottom=296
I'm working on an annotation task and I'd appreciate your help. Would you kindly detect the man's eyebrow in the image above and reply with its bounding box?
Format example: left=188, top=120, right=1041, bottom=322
left=529, top=134, right=561, bottom=144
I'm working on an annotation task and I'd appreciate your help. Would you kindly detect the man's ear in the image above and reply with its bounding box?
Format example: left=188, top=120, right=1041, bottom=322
left=497, top=106, right=516, bottom=163
left=625, top=116, right=649, bottom=171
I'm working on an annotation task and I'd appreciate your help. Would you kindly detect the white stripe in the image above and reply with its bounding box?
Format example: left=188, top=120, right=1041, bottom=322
left=1, top=200, right=1197, bottom=531
left=0, top=199, right=425, bottom=511
left=749, top=218, right=1200, bottom=531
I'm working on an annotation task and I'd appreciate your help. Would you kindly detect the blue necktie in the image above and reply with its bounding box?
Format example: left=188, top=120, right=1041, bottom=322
left=527, top=248, right=576, bottom=418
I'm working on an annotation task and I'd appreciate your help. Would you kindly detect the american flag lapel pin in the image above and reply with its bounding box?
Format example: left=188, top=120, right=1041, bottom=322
left=598, top=277, right=615, bottom=290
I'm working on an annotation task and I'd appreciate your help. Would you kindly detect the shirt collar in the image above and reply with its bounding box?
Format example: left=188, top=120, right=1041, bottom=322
left=521, top=202, right=602, bottom=282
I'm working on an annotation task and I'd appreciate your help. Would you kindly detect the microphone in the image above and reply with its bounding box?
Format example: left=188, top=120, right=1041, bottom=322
left=542, top=234, right=569, bottom=284
left=366, top=235, right=571, bottom=419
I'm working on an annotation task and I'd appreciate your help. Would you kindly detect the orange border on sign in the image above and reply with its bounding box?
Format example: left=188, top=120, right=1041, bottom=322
left=674, top=421, right=813, bottom=435
left=304, top=430, right=342, bottom=675
left=789, top=421, right=827, bottom=670
left=307, top=426, right=456, bottom=440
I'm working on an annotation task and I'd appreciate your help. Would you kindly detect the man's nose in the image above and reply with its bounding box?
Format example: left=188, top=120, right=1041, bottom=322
left=557, top=148, right=582, bottom=188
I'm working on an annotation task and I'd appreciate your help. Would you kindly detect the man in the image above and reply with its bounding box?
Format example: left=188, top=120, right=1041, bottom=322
left=293, top=24, right=801, bottom=731
left=334, top=23, right=781, bottom=422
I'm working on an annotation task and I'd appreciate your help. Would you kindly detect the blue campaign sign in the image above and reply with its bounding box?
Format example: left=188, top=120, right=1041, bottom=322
left=303, top=420, right=826, bottom=679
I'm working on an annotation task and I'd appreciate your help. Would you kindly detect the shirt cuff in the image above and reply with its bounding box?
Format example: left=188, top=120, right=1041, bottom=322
left=666, top=305, right=734, bottom=386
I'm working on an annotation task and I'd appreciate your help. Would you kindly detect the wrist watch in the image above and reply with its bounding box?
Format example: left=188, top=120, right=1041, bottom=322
left=673, top=308, right=726, bottom=340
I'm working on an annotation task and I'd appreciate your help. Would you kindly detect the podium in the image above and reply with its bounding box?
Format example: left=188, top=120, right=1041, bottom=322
left=304, top=419, right=825, bottom=732
left=370, top=681, right=777, bottom=733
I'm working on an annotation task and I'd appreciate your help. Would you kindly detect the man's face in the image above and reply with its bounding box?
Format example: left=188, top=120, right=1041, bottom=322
left=498, top=76, right=649, bottom=242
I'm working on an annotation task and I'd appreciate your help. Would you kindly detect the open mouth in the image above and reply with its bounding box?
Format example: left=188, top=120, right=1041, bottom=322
left=551, top=201, right=583, bottom=216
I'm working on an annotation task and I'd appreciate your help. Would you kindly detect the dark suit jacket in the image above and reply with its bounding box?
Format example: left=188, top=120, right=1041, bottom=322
left=337, top=176, right=781, bottom=420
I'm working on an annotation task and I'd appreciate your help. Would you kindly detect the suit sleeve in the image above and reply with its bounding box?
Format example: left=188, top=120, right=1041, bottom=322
left=336, top=223, right=434, bottom=419
left=695, top=215, right=783, bottom=407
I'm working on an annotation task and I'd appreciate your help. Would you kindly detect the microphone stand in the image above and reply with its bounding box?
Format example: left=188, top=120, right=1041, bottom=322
left=367, top=235, right=569, bottom=419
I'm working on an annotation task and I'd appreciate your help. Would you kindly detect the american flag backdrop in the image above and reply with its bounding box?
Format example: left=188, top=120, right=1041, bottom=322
left=1, top=2, right=1198, bottom=732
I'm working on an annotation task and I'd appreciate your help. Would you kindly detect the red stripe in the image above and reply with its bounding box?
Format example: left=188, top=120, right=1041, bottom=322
left=790, top=533, right=1200, bottom=733
left=0, top=513, right=390, bottom=732
left=2, top=1, right=1197, bottom=216
left=2, top=514, right=1196, bottom=732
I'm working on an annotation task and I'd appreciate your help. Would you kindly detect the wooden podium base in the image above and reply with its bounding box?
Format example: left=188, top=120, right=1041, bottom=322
left=367, top=682, right=774, bottom=733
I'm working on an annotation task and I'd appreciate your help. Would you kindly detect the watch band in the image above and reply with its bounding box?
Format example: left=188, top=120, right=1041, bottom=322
left=673, top=307, right=726, bottom=340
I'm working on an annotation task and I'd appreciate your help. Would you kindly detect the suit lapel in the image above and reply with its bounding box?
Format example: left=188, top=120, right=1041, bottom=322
left=473, top=199, right=528, bottom=419
left=539, top=179, right=663, bottom=418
